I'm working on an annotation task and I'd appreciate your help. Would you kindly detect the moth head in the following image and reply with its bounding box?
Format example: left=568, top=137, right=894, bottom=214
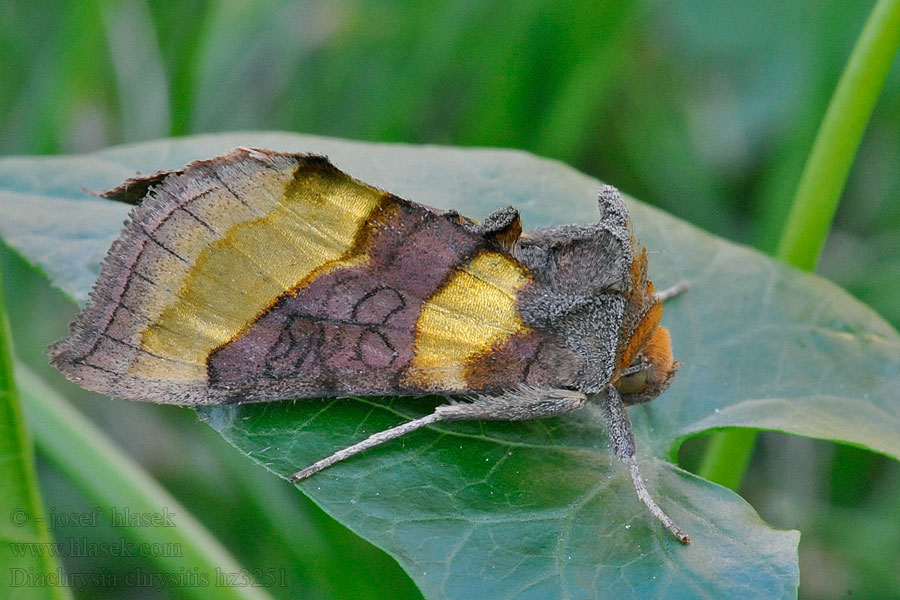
left=613, top=325, right=679, bottom=402
left=611, top=247, right=679, bottom=403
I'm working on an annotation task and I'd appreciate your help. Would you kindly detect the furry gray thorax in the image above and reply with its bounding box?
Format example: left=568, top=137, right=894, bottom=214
left=514, top=214, right=635, bottom=395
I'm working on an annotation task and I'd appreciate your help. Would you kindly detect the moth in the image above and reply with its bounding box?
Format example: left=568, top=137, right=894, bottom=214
left=49, top=147, right=689, bottom=543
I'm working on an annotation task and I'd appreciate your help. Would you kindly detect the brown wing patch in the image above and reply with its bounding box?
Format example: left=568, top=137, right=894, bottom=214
left=462, top=330, right=578, bottom=392
left=205, top=194, right=491, bottom=400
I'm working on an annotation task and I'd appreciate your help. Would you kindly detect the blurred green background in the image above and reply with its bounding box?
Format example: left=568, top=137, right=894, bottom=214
left=2, top=1, right=899, bottom=598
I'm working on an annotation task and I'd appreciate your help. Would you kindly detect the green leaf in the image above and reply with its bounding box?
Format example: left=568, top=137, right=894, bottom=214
left=5, top=132, right=899, bottom=597
left=0, top=265, right=70, bottom=598
left=697, top=0, right=900, bottom=491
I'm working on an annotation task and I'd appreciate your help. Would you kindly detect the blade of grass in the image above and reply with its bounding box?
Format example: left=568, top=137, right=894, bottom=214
left=694, top=429, right=758, bottom=492
left=0, top=270, right=70, bottom=599
left=776, top=0, right=900, bottom=270
left=698, top=0, right=900, bottom=489
left=15, top=363, right=275, bottom=600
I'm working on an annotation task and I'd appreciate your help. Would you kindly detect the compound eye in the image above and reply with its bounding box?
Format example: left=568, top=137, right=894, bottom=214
left=616, top=359, right=650, bottom=394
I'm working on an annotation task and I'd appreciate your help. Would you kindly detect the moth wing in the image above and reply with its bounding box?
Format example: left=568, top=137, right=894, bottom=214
left=50, top=149, right=563, bottom=405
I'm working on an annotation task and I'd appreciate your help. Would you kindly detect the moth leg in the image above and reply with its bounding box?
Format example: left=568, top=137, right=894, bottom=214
left=655, top=282, right=689, bottom=302
left=441, top=386, right=587, bottom=422
left=289, top=387, right=587, bottom=483
left=600, top=385, right=690, bottom=543
left=289, top=410, right=443, bottom=483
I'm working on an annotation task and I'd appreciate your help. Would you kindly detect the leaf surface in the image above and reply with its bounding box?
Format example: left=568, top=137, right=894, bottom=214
left=5, top=132, right=896, bottom=598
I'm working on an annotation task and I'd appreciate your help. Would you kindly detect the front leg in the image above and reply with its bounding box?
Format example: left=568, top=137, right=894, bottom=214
left=599, top=385, right=690, bottom=543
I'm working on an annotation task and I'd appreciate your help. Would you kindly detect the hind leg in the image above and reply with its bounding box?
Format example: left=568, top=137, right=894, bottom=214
left=290, top=387, right=586, bottom=482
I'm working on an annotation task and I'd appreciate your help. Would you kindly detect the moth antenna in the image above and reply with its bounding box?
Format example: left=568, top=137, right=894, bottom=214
left=655, top=281, right=689, bottom=303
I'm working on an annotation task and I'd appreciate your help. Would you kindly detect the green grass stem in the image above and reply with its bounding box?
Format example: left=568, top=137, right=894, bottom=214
left=0, top=270, right=71, bottom=599
left=16, top=364, right=275, bottom=600
left=698, top=0, right=900, bottom=489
